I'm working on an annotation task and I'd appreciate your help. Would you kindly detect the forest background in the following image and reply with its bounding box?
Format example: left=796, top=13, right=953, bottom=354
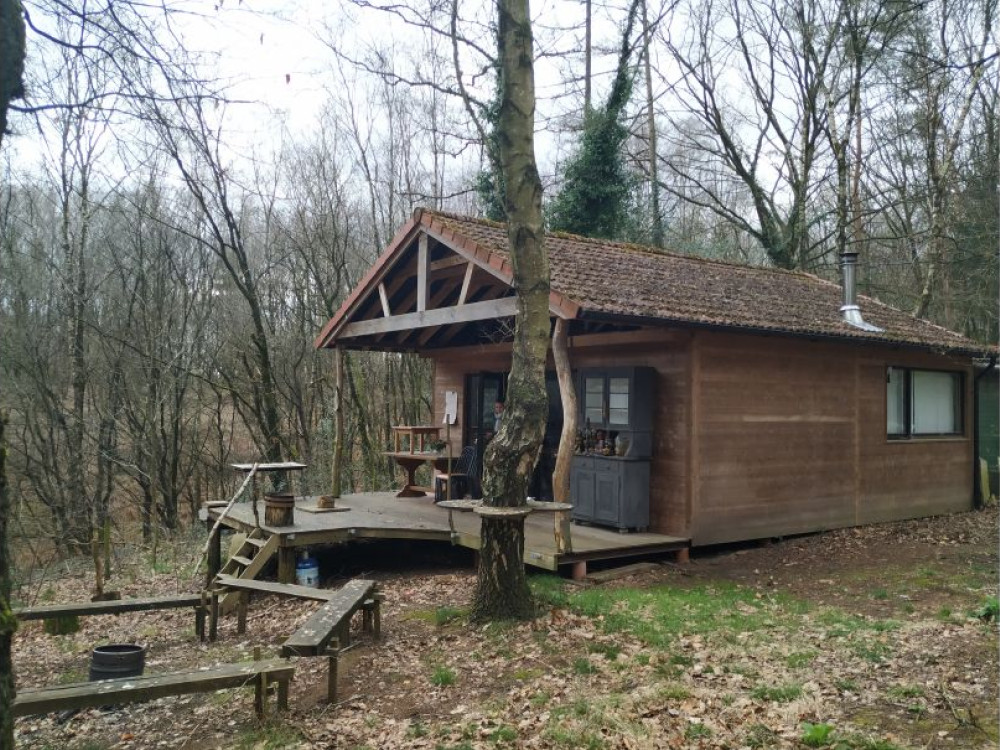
left=1, top=0, right=996, bottom=571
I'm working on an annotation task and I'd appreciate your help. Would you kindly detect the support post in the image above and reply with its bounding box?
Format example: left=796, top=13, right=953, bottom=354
left=236, top=592, right=248, bottom=635
left=277, top=677, right=289, bottom=711
left=206, top=523, right=221, bottom=589
left=571, top=561, right=587, bottom=582
left=321, top=346, right=345, bottom=509
left=195, top=595, right=207, bottom=641
left=277, top=546, right=296, bottom=584
left=209, top=590, right=219, bottom=642
left=326, top=642, right=340, bottom=703
left=552, top=319, right=577, bottom=507
left=674, top=547, right=690, bottom=564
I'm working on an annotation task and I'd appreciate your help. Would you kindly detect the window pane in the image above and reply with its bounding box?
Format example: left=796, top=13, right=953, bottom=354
left=911, top=371, right=960, bottom=435
left=886, top=368, right=906, bottom=435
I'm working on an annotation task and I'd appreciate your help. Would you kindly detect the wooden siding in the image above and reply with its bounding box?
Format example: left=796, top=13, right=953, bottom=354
left=427, top=329, right=692, bottom=538
left=429, top=327, right=974, bottom=548
left=690, top=331, right=973, bottom=545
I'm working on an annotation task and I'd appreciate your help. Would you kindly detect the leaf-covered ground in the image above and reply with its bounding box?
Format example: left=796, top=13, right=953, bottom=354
left=11, top=507, right=998, bottom=750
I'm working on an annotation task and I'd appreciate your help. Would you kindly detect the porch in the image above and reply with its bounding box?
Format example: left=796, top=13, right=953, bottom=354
left=209, top=493, right=689, bottom=576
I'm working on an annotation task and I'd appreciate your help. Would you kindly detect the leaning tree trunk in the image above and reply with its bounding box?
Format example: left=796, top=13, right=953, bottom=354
left=0, top=1, right=24, bottom=741
left=0, top=414, right=16, bottom=750
left=471, top=0, right=550, bottom=622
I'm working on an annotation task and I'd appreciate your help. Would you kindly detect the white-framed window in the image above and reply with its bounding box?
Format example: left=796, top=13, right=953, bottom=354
left=886, top=367, right=963, bottom=438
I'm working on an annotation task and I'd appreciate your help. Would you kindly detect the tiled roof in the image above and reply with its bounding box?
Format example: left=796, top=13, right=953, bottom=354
left=420, top=209, right=987, bottom=355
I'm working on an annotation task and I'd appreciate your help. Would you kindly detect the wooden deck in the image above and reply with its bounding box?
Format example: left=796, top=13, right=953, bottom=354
left=210, top=492, right=688, bottom=572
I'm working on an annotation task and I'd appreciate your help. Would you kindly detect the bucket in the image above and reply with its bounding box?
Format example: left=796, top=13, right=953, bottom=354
left=264, top=493, right=295, bottom=527
left=295, top=554, right=319, bottom=587
left=89, top=644, right=146, bottom=682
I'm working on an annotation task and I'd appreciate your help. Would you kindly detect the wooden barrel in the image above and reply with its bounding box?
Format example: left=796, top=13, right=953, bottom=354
left=264, top=493, right=295, bottom=526
left=90, top=644, right=145, bottom=681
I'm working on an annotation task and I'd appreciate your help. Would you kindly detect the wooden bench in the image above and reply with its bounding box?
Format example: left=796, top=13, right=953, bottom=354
left=280, top=579, right=382, bottom=702
left=15, top=595, right=209, bottom=641
left=210, top=573, right=339, bottom=640
left=13, top=659, right=294, bottom=719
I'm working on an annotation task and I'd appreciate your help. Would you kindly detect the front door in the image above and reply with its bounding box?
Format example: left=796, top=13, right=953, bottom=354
left=465, top=372, right=506, bottom=491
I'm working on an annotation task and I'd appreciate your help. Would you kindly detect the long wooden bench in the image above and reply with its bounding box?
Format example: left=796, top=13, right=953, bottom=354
left=13, top=659, right=294, bottom=719
left=280, top=579, right=381, bottom=702
left=15, top=594, right=209, bottom=641
left=210, top=573, right=337, bottom=640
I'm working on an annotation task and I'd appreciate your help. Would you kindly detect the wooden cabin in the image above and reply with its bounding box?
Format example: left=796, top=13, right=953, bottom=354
left=315, top=209, right=992, bottom=547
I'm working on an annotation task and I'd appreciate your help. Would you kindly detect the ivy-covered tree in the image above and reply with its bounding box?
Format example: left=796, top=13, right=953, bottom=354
left=548, top=0, right=642, bottom=240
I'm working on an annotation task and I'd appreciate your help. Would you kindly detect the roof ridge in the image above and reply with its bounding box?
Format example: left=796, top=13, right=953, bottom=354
left=420, top=207, right=829, bottom=281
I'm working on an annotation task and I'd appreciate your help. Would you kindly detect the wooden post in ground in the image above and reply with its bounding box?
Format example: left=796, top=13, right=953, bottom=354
left=277, top=547, right=296, bottom=584
left=209, top=590, right=219, bottom=642
left=326, top=644, right=340, bottom=703
left=206, top=524, right=221, bottom=589
left=320, top=346, right=345, bottom=510
left=571, top=561, right=587, bottom=581
left=674, top=547, right=690, bottom=564
left=236, top=593, right=248, bottom=635
left=552, top=319, right=578, bottom=510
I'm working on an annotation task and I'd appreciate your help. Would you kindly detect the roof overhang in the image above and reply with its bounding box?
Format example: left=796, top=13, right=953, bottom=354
left=314, top=208, right=582, bottom=352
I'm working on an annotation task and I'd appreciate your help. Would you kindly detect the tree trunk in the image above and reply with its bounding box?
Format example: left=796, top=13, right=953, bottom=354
left=472, top=0, right=549, bottom=623
left=641, top=0, right=662, bottom=247
left=0, top=414, right=16, bottom=750
left=552, top=319, right=576, bottom=504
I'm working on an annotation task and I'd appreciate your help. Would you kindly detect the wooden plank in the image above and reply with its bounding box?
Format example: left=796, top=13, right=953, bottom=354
left=457, top=262, right=474, bottom=305
left=586, top=562, right=663, bottom=583
left=341, top=297, right=517, bottom=338
left=417, top=234, right=429, bottom=312
left=281, top=579, right=376, bottom=657
left=215, top=574, right=336, bottom=602
left=378, top=283, right=391, bottom=317
left=13, top=660, right=294, bottom=717
left=15, top=595, right=202, bottom=621
left=430, top=254, right=469, bottom=271
left=231, top=462, right=307, bottom=472
left=219, top=533, right=280, bottom=615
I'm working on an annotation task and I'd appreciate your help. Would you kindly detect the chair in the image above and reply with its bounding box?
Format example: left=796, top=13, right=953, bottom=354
left=434, top=445, right=477, bottom=502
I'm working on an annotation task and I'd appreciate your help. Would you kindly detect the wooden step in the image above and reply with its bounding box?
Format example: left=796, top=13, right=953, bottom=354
left=245, top=537, right=266, bottom=548
left=232, top=555, right=253, bottom=567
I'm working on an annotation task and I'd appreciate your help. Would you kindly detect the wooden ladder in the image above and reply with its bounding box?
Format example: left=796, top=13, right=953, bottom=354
left=214, top=528, right=279, bottom=615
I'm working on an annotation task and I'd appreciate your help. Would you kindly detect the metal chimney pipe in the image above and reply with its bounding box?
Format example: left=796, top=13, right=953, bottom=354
left=840, top=252, right=883, bottom=332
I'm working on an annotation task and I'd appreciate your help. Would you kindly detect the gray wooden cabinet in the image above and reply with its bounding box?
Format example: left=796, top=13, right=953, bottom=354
left=571, top=455, right=650, bottom=531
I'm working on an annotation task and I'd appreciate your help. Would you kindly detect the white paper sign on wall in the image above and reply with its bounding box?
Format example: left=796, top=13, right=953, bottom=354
left=444, top=390, right=458, bottom=425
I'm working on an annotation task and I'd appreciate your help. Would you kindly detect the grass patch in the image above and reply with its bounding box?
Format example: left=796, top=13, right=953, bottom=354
left=530, top=575, right=571, bottom=608
left=745, top=724, right=780, bottom=748
left=871, top=588, right=889, bottom=600
left=684, top=723, right=711, bottom=740
left=572, top=657, right=599, bottom=675
left=835, top=678, right=859, bottom=692
left=555, top=582, right=795, bottom=647
left=587, top=642, right=621, bottom=660
left=657, top=684, right=692, bottom=700
left=785, top=650, right=816, bottom=668
left=488, top=726, right=517, bottom=744
left=853, top=641, right=892, bottom=663
left=888, top=684, right=924, bottom=699
left=234, top=723, right=303, bottom=750
left=975, top=595, right=998, bottom=621
left=800, top=722, right=835, bottom=747
left=750, top=684, right=802, bottom=703
left=430, top=666, right=457, bottom=687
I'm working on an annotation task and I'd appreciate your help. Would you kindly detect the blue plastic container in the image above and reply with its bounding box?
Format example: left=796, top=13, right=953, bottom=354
left=295, top=554, right=319, bottom=587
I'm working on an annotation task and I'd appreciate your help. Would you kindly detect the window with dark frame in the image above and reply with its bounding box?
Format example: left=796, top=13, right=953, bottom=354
left=886, top=367, right=963, bottom=438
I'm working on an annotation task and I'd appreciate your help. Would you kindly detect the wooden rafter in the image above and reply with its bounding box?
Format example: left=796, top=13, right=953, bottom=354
left=340, top=297, right=518, bottom=338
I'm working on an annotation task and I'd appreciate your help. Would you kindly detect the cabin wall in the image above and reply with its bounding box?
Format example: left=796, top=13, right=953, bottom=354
left=690, top=330, right=974, bottom=545
left=428, top=329, right=693, bottom=537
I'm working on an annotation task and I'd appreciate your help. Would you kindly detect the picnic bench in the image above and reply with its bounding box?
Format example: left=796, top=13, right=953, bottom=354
left=13, top=658, right=294, bottom=719
left=15, top=594, right=208, bottom=641
left=280, top=578, right=382, bottom=702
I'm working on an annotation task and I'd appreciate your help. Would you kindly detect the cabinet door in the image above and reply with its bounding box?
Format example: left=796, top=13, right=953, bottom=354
left=606, top=373, right=631, bottom=429
left=573, top=467, right=596, bottom=521
left=593, top=465, right=619, bottom=524
left=582, top=373, right=606, bottom=427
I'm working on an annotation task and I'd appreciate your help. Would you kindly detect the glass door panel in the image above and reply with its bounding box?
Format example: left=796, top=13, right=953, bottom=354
left=608, top=377, right=630, bottom=425
left=584, top=376, right=605, bottom=424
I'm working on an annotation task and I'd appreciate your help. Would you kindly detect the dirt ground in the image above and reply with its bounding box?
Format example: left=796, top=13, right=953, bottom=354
left=11, top=506, right=998, bottom=750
